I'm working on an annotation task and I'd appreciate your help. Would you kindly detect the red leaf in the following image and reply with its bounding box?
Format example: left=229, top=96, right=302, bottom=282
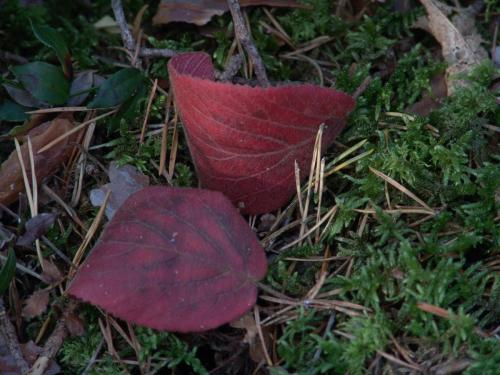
left=168, top=52, right=355, bottom=214
left=68, top=186, right=267, bottom=332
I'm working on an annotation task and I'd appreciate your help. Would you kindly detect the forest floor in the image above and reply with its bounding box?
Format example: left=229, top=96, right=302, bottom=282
left=0, top=0, right=499, bottom=374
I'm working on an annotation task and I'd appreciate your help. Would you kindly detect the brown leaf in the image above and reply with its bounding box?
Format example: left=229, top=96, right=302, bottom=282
left=89, top=161, right=150, bottom=220
left=153, top=0, right=308, bottom=26
left=406, top=72, right=447, bottom=116
left=0, top=118, right=80, bottom=206
left=22, top=290, right=49, bottom=319
left=21, top=341, right=60, bottom=375
left=40, top=259, right=63, bottom=285
left=417, top=0, right=488, bottom=94
left=230, top=313, right=271, bottom=364
left=63, top=310, right=85, bottom=337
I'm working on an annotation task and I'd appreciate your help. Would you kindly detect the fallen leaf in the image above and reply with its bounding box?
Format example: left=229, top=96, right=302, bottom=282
left=0, top=337, right=60, bottom=375
left=417, top=0, right=488, bottom=94
left=16, top=213, right=57, bottom=248
left=406, top=72, right=447, bottom=116
left=168, top=52, right=355, bottom=214
left=21, top=341, right=60, bottom=375
left=153, top=0, right=308, bottom=26
left=90, top=162, right=150, bottom=220
left=230, top=312, right=270, bottom=363
left=93, top=15, right=121, bottom=34
left=67, top=71, right=94, bottom=106
left=69, top=186, right=268, bottom=332
left=0, top=117, right=80, bottom=206
left=63, top=310, right=85, bottom=337
left=40, top=259, right=63, bottom=285
left=22, top=289, right=49, bottom=319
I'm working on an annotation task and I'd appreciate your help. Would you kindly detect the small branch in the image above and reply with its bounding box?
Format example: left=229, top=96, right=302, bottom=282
left=353, top=76, right=372, bottom=99
left=111, top=0, right=135, bottom=51
left=227, top=0, right=269, bottom=87
left=26, top=303, right=77, bottom=375
left=217, top=54, right=244, bottom=82
left=0, top=299, right=30, bottom=374
left=140, top=47, right=176, bottom=58
left=0, top=50, right=29, bottom=65
left=111, top=0, right=176, bottom=66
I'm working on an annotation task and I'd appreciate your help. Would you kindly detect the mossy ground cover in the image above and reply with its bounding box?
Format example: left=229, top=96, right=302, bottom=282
left=0, top=0, right=498, bottom=374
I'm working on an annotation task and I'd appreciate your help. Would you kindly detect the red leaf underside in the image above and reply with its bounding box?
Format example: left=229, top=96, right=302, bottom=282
left=68, top=186, right=267, bottom=332
left=169, top=52, right=356, bottom=214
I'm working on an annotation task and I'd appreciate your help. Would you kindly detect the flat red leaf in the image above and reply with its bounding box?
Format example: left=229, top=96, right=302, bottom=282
left=68, top=186, right=267, bottom=332
left=168, top=52, right=356, bottom=214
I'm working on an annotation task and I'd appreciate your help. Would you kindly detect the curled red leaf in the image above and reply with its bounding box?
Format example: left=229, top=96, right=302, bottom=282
left=68, top=186, right=267, bottom=332
left=168, top=52, right=355, bottom=214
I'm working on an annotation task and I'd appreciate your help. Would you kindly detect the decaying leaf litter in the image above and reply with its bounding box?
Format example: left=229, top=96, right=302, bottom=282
left=0, top=0, right=499, bottom=374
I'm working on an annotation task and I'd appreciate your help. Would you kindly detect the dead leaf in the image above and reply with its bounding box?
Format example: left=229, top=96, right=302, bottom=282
left=93, top=15, right=120, bottom=34
left=0, top=118, right=80, bottom=206
left=89, top=161, right=150, bottom=220
left=21, top=341, right=60, bottom=375
left=406, top=72, right=447, bottom=116
left=16, top=213, right=57, bottom=248
left=417, top=0, right=488, bottom=94
left=230, top=312, right=271, bottom=363
left=67, top=71, right=94, bottom=106
left=63, top=310, right=85, bottom=337
left=69, top=186, right=267, bottom=332
left=40, top=259, right=63, bottom=285
left=22, top=290, right=49, bottom=319
left=169, top=52, right=355, bottom=214
left=153, top=0, right=308, bottom=26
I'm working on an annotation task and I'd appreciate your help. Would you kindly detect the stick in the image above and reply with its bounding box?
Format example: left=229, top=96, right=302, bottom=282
left=27, top=304, right=75, bottom=375
left=111, top=0, right=176, bottom=66
left=0, top=299, right=30, bottom=374
left=227, top=0, right=269, bottom=87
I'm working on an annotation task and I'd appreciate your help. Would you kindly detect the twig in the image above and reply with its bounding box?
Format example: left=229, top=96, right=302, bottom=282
left=227, top=0, right=269, bottom=87
left=111, top=0, right=134, bottom=51
left=0, top=50, right=28, bottom=64
left=0, top=253, right=44, bottom=281
left=111, top=0, right=176, bottom=67
left=353, top=76, right=372, bottom=99
left=0, top=299, right=30, bottom=374
left=217, top=54, right=245, bottom=82
left=27, top=303, right=76, bottom=375
left=140, top=47, right=176, bottom=58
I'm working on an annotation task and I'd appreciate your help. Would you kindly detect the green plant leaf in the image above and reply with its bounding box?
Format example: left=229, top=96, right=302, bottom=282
left=30, top=21, right=72, bottom=78
left=11, top=62, right=69, bottom=105
left=0, top=248, right=16, bottom=295
left=0, top=100, right=30, bottom=122
left=88, top=68, right=144, bottom=108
